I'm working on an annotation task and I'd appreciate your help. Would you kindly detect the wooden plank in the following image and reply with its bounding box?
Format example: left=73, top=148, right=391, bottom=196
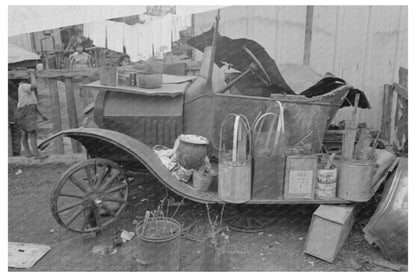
left=8, top=125, right=13, bottom=157
left=80, top=77, right=93, bottom=109
left=390, top=90, right=398, bottom=145
left=393, top=83, right=408, bottom=100
left=381, top=84, right=393, bottom=141
left=48, top=78, right=64, bottom=154
left=8, top=68, right=101, bottom=79
left=64, top=78, right=81, bottom=153
left=303, top=5, right=314, bottom=65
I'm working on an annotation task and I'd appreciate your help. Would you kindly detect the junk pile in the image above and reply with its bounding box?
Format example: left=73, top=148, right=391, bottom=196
left=187, top=27, right=371, bottom=110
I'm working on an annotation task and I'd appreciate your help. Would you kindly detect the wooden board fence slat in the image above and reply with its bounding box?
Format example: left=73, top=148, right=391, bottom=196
left=381, top=84, right=393, bottom=142
left=64, top=78, right=82, bottom=153
left=303, top=5, right=314, bottom=65
left=47, top=78, right=64, bottom=154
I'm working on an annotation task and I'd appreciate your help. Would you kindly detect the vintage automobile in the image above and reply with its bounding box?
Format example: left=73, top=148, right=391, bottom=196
left=39, top=18, right=371, bottom=233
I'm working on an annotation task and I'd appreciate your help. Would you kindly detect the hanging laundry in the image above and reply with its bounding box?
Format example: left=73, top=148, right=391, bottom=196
left=149, top=15, right=172, bottom=59
left=136, top=22, right=153, bottom=61
left=106, top=20, right=124, bottom=53
left=172, top=14, right=192, bottom=42
left=83, top=20, right=106, bottom=48
left=123, top=23, right=140, bottom=62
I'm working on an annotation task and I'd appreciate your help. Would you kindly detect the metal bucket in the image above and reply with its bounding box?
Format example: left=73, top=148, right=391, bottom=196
left=193, top=169, right=217, bottom=192
left=315, top=168, right=337, bottom=200
left=100, top=66, right=117, bottom=86
left=137, top=71, right=162, bottom=89
left=218, top=162, right=251, bottom=203
left=134, top=218, right=182, bottom=271
left=337, top=159, right=375, bottom=202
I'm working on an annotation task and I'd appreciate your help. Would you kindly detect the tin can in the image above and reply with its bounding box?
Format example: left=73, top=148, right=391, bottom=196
left=315, top=168, right=337, bottom=200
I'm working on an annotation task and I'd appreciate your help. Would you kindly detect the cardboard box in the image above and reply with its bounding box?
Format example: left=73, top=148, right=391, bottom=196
left=304, top=204, right=356, bottom=262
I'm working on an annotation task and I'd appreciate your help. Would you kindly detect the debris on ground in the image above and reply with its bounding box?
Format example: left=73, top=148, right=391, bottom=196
left=371, top=259, right=407, bottom=271
left=8, top=242, right=51, bottom=269
left=91, top=245, right=112, bottom=257
left=120, top=230, right=135, bottom=242
left=15, top=169, right=22, bottom=175
left=349, top=258, right=362, bottom=270
left=167, top=196, right=182, bottom=206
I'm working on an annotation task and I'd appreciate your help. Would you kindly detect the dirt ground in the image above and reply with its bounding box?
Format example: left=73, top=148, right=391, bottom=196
left=8, top=162, right=397, bottom=272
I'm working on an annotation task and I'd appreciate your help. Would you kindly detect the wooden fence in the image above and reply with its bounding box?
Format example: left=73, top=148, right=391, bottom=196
left=380, top=67, right=408, bottom=151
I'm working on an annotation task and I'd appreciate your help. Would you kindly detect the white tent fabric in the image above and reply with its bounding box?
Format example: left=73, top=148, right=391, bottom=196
left=8, top=43, right=40, bottom=64
left=8, top=5, right=225, bottom=37
left=8, top=6, right=147, bottom=37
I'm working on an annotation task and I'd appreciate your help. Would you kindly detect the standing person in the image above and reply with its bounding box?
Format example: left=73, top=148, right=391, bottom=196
left=8, top=80, right=21, bottom=156
left=15, top=69, right=48, bottom=159
left=69, top=43, right=92, bottom=69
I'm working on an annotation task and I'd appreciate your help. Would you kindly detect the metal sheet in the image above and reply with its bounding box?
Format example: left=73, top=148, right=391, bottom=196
left=363, top=158, right=408, bottom=264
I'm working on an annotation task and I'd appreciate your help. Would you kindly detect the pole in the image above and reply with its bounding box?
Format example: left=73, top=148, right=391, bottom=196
left=207, top=9, right=221, bottom=89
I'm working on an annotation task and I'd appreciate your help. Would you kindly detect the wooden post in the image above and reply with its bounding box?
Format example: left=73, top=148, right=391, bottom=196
left=64, top=77, right=82, bottom=153
left=8, top=124, right=13, bottom=157
left=48, top=78, right=64, bottom=154
left=303, top=5, right=314, bottom=65
left=81, top=77, right=93, bottom=108
left=399, top=67, right=408, bottom=88
left=381, top=84, right=393, bottom=142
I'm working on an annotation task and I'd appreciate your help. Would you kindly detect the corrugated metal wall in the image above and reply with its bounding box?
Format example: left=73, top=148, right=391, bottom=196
left=193, top=6, right=408, bottom=130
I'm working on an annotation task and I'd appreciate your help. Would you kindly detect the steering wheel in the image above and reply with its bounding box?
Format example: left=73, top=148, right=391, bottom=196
left=242, top=46, right=272, bottom=87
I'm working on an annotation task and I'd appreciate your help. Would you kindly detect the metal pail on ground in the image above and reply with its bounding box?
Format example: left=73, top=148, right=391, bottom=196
left=315, top=168, right=337, bottom=200
left=134, top=218, right=182, bottom=271
left=337, top=159, right=375, bottom=202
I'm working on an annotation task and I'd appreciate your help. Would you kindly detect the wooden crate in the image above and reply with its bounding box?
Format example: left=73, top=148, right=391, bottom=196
left=284, top=155, right=317, bottom=199
left=304, top=204, right=356, bottom=262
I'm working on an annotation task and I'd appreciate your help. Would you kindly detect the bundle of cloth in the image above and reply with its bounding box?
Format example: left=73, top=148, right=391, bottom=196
left=187, top=27, right=370, bottom=109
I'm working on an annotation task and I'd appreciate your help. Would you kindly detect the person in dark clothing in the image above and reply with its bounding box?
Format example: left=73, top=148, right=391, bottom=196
left=8, top=80, right=21, bottom=156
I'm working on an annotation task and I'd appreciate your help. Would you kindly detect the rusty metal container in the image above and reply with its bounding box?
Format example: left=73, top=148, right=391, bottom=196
left=138, top=71, right=162, bottom=89
left=315, top=168, right=337, bottom=200
left=284, top=155, right=318, bottom=199
left=134, top=218, right=181, bottom=271
left=337, top=158, right=375, bottom=202
left=176, top=134, right=209, bottom=170
left=100, top=66, right=117, bottom=86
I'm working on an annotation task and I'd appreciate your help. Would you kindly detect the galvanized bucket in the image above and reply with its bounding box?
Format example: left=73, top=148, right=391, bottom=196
left=134, top=218, right=181, bottom=271
left=337, top=158, right=375, bottom=202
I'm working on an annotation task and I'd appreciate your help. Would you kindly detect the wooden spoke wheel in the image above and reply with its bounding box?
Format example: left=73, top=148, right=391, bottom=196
left=50, top=158, right=129, bottom=233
